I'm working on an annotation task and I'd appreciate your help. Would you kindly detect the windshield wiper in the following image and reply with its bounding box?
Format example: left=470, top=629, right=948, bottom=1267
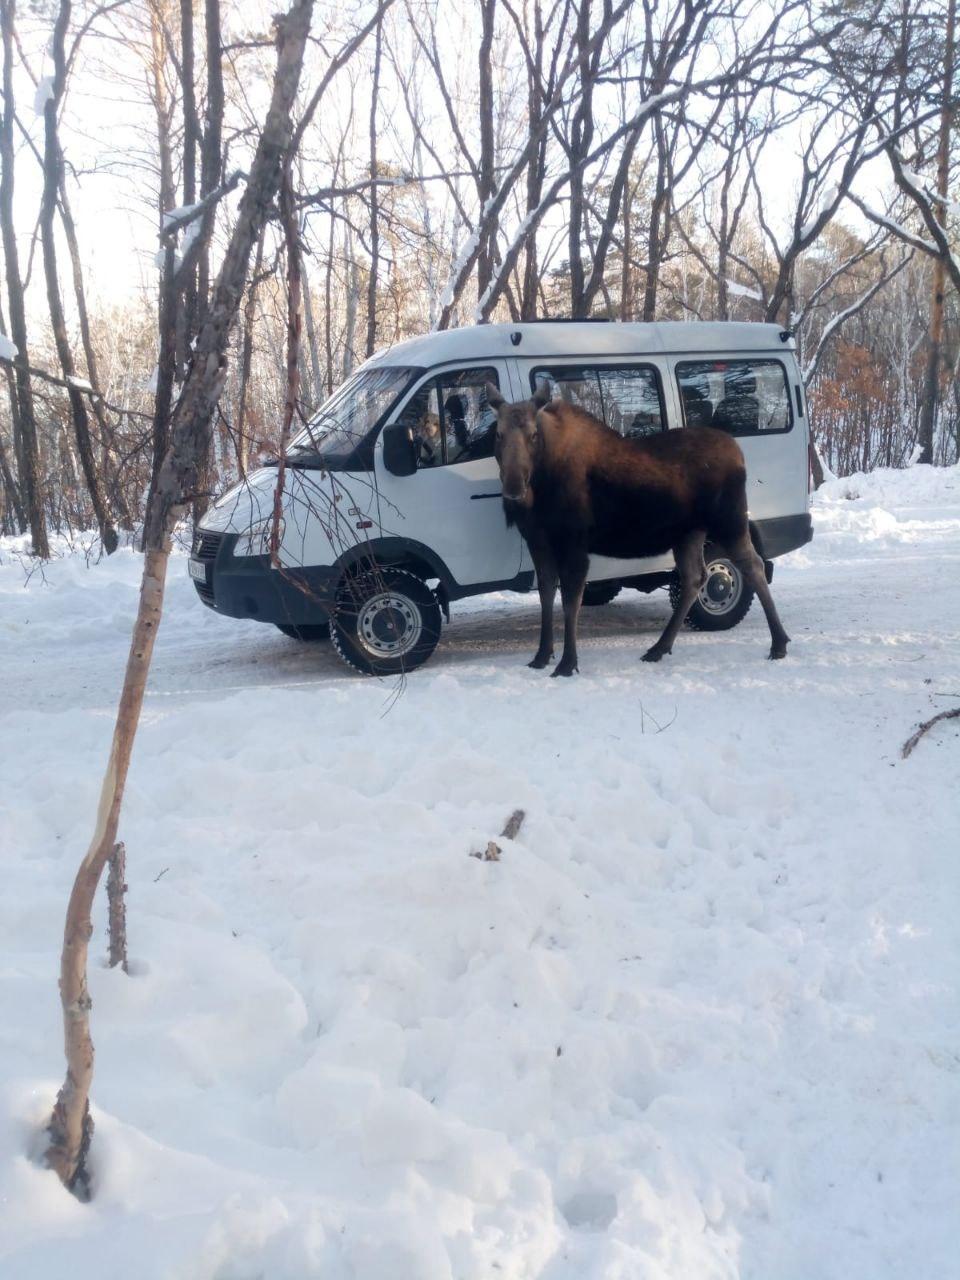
left=283, top=446, right=326, bottom=469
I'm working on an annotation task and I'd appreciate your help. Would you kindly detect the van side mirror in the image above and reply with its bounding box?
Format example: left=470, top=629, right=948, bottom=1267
left=382, top=422, right=417, bottom=476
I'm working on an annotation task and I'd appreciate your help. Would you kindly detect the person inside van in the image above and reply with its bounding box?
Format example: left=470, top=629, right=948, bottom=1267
left=444, top=393, right=471, bottom=462
left=415, top=410, right=443, bottom=466
left=679, top=373, right=715, bottom=429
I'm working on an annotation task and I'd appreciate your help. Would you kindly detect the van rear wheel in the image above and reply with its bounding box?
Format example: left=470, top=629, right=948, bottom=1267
left=671, top=549, right=754, bottom=631
left=331, top=567, right=442, bottom=676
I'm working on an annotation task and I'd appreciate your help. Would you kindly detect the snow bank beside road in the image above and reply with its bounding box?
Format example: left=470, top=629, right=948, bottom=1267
left=817, top=460, right=959, bottom=509
left=1, top=465, right=958, bottom=1279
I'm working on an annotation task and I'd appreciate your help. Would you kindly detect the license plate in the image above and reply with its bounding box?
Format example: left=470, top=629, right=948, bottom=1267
left=188, top=559, right=207, bottom=583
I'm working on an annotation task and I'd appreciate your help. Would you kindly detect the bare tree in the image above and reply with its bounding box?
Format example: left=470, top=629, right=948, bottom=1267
left=45, top=0, right=316, bottom=1196
left=39, top=0, right=119, bottom=552
left=365, top=13, right=384, bottom=356
left=0, top=0, right=49, bottom=557
left=913, top=0, right=956, bottom=463
left=826, top=0, right=959, bottom=462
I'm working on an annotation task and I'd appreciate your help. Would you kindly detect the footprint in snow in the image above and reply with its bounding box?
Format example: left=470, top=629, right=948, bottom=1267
left=560, top=1190, right=619, bottom=1231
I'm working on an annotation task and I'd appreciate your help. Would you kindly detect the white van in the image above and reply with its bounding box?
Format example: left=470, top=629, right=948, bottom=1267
left=190, top=321, right=812, bottom=674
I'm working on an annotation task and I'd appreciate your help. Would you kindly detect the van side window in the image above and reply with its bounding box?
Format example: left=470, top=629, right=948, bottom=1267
left=676, top=360, right=793, bottom=435
left=397, top=367, right=500, bottom=468
left=530, top=365, right=665, bottom=437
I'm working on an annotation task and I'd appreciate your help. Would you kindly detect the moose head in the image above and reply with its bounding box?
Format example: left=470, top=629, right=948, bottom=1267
left=486, top=380, right=552, bottom=504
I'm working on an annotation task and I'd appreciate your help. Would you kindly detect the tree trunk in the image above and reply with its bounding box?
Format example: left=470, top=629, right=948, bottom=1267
left=808, top=439, right=825, bottom=489
left=0, top=0, right=49, bottom=557
left=343, top=224, right=358, bottom=379
left=40, top=1, right=118, bottom=554
left=300, top=252, right=324, bottom=408
left=45, top=0, right=315, bottom=1195
left=0, top=295, right=27, bottom=530
left=192, top=0, right=225, bottom=525
left=620, top=173, right=634, bottom=321
left=0, top=421, right=25, bottom=529
left=476, top=0, right=498, bottom=300
left=270, top=165, right=302, bottom=565
left=916, top=0, right=954, bottom=466
left=642, top=122, right=669, bottom=322
left=234, top=226, right=265, bottom=477
left=177, top=0, right=200, bottom=376
left=567, top=0, right=594, bottom=317
left=365, top=15, right=382, bottom=357
left=143, top=3, right=178, bottom=546
left=324, top=207, right=336, bottom=394
left=56, top=177, right=133, bottom=532
left=197, top=0, right=224, bottom=321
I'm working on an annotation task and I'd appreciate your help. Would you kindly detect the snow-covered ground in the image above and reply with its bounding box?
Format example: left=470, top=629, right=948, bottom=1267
left=1, top=465, right=958, bottom=1280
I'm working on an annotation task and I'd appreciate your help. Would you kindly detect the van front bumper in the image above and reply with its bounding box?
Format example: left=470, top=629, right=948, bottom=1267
left=189, top=530, right=337, bottom=625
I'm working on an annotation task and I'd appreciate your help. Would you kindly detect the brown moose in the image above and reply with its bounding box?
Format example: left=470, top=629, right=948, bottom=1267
left=486, top=381, right=790, bottom=676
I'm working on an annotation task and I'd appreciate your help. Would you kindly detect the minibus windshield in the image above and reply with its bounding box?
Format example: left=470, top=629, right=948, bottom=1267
left=285, top=366, right=420, bottom=468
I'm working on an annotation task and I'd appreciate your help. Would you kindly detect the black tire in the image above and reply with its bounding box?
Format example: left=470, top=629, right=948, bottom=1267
left=581, top=579, right=622, bottom=606
left=330, top=567, right=442, bottom=676
left=671, top=547, right=754, bottom=632
left=275, top=622, right=330, bottom=642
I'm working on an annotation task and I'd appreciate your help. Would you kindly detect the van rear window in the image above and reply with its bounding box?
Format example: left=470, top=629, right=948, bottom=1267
left=530, top=365, right=665, bottom=438
left=676, top=360, right=793, bottom=435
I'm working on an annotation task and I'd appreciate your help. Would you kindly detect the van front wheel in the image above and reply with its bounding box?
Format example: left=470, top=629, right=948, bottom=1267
left=331, top=567, right=443, bottom=676
left=670, top=550, right=754, bottom=631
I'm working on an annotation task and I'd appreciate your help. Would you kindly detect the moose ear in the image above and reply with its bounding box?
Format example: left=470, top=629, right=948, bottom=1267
left=531, top=379, right=552, bottom=409
left=485, top=381, right=506, bottom=411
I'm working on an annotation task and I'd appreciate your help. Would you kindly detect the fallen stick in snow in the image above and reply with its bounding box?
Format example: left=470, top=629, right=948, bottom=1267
left=471, top=809, right=526, bottom=862
left=901, top=707, right=960, bottom=759
left=106, top=843, right=128, bottom=973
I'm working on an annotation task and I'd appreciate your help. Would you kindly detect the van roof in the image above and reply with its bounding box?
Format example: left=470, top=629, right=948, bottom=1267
left=364, top=321, right=795, bottom=369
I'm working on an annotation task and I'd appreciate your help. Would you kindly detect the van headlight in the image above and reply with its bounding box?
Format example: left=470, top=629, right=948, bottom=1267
left=233, top=518, right=280, bottom=558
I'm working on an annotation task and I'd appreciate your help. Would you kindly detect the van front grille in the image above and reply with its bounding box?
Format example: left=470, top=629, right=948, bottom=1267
left=192, top=528, right=223, bottom=608
left=193, top=529, right=224, bottom=561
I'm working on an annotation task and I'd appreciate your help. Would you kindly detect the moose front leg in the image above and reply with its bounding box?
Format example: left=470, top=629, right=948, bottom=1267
left=552, top=545, right=589, bottom=677
left=526, top=529, right=558, bottom=669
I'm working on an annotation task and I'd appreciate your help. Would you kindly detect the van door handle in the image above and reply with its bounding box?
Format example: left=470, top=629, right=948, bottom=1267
left=470, top=492, right=502, bottom=500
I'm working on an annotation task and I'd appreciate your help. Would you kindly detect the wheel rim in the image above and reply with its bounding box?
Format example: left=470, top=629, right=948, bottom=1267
left=356, top=591, right=422, bottom=658
left=697, top=559, right=742, bottom=615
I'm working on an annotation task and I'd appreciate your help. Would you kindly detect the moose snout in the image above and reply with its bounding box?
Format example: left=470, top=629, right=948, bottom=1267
left=499, top=459, right=532, bottom=502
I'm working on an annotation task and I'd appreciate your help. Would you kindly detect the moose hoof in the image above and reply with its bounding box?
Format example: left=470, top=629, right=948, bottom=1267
left=550, top=662, right=578, bottom=678
left=769, top=646, right=788, bottom=660
left=641, top=647, right=666, bottom=663
left=528, top=653, right=552, bottom=670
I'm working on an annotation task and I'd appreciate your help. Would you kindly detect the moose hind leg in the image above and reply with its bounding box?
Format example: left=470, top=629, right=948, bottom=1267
left=552, top=546, right=589, bottom=677
left=729, top=533, right=790, bottom=659
left=643, top=532, right=706, bottom=663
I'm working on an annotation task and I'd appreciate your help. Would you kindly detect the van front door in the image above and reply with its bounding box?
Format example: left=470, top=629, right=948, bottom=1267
left=375, top=363, right=523, bottom=589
